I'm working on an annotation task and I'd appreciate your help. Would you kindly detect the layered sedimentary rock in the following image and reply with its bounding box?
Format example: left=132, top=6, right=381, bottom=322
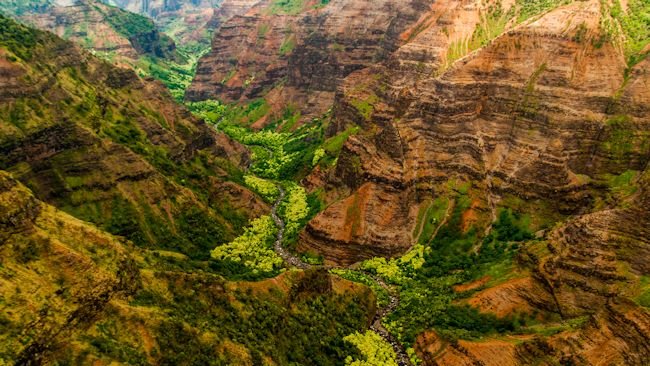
left=300, top=0, right=649, bottom=265
left=295, top=0, right=650, bottom=363
left=187, top=0, right=434, bottom=122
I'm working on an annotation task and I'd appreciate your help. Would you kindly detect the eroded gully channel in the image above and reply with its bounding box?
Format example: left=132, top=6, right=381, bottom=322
left=271, top=185, right=412, bottom=366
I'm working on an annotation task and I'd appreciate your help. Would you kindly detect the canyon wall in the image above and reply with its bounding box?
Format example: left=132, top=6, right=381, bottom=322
left=300, top=0, right=649, bottom=264
left=187, top=0, right=434, bottom=122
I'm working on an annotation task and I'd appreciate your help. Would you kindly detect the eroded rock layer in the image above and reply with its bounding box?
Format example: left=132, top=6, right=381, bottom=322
left=301, top=0, right=649, bottom=265
left=187, top=0, right=434, bottom=122
left=294, top=0, right=649, bottom=364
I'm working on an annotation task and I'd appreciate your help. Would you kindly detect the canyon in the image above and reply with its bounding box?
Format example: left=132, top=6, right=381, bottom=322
left=0, top=0, right=648, bottom=364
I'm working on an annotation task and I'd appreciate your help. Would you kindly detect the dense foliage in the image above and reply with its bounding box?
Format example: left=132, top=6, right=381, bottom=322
left=278, top=182, right=310, bottom=239
left=211, top=215, right=282, bottom=275
left=355, top=186, right=537, bottom=347
left=344, top=331, right=397, bottom=366
left=244, top=175, right=280, bottom=202
left=117, top=269, right=374, bottom=365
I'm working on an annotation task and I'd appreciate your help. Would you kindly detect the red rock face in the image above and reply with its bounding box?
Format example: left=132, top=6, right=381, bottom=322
left=302, top=0, right=649, bottom=264
left=187, top=0, right=434, bottom=122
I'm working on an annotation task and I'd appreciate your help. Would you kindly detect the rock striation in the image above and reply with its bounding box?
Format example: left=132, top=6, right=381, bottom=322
left=187, top=0, right=435, bottom=122
left=300, top=0, right=649, bottom=265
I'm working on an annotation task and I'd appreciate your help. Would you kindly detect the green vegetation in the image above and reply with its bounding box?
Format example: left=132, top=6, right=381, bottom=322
left=637, top=276, right=650, bottom=307
left=414, top=197, right=449, bottom=244
left=350, top=94, right=379, bottom=121
left=211, top=215, right=283, bottom=276
left=211, top=102, right=333, bottom=181
left=352, top=186, right=537, bottom=347
left=244, top=175, right=280, bottom=202
left=443, top=0, right=574, bottom=71
left=279, top=33, right=297, bottom=55
left=444, top=2, right=513, bottom=69
left=132, top=41, right=211, bottom=101
left=361, top=245, right=428, bottom=285
left=0, top=13, right=43, bottom=60
left=312, top=147, right=326, bottom=166
left=268, top=0, right=307, bottom=15
left=602, top=114, right=649, bottom=161
left=320, top=125, right=360, bottom=165
left=516, top=0, right=569, bottom=22
left=186, top=99, right=227, bottom=124
left=124, top=269, right=374, bottom=366
left=606, top=170, right=639, bottom=198
left=331, top=269, right=390, bottom=307
left=344, top=331, right=398, bottom=366
left=257, top=23, right=270, bottom=39
left=608, top=0, right=650, bottom=66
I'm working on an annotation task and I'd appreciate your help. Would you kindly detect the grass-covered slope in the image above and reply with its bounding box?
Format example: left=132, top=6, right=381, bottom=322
left=0, top=0, right=205, bottom=100
left=0, top=15, right=255, bottom=260
left=0, top=170, right=375, bottom=365
left=0, top=0, right=178, bottom=59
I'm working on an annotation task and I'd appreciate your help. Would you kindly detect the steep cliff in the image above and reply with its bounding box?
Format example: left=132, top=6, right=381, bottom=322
left=300, top=0, right=649, bottom=265
left=292, top=0, right=650, bottom=364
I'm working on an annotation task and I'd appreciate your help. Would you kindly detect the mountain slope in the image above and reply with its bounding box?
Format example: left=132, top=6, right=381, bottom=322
left=0, top=14, right=260, bottom=260
left=0, top=0, right=179, bottom=61
left=0, top=16, right=379, bottom=365
left=0, top=170, right=376, bottom=365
